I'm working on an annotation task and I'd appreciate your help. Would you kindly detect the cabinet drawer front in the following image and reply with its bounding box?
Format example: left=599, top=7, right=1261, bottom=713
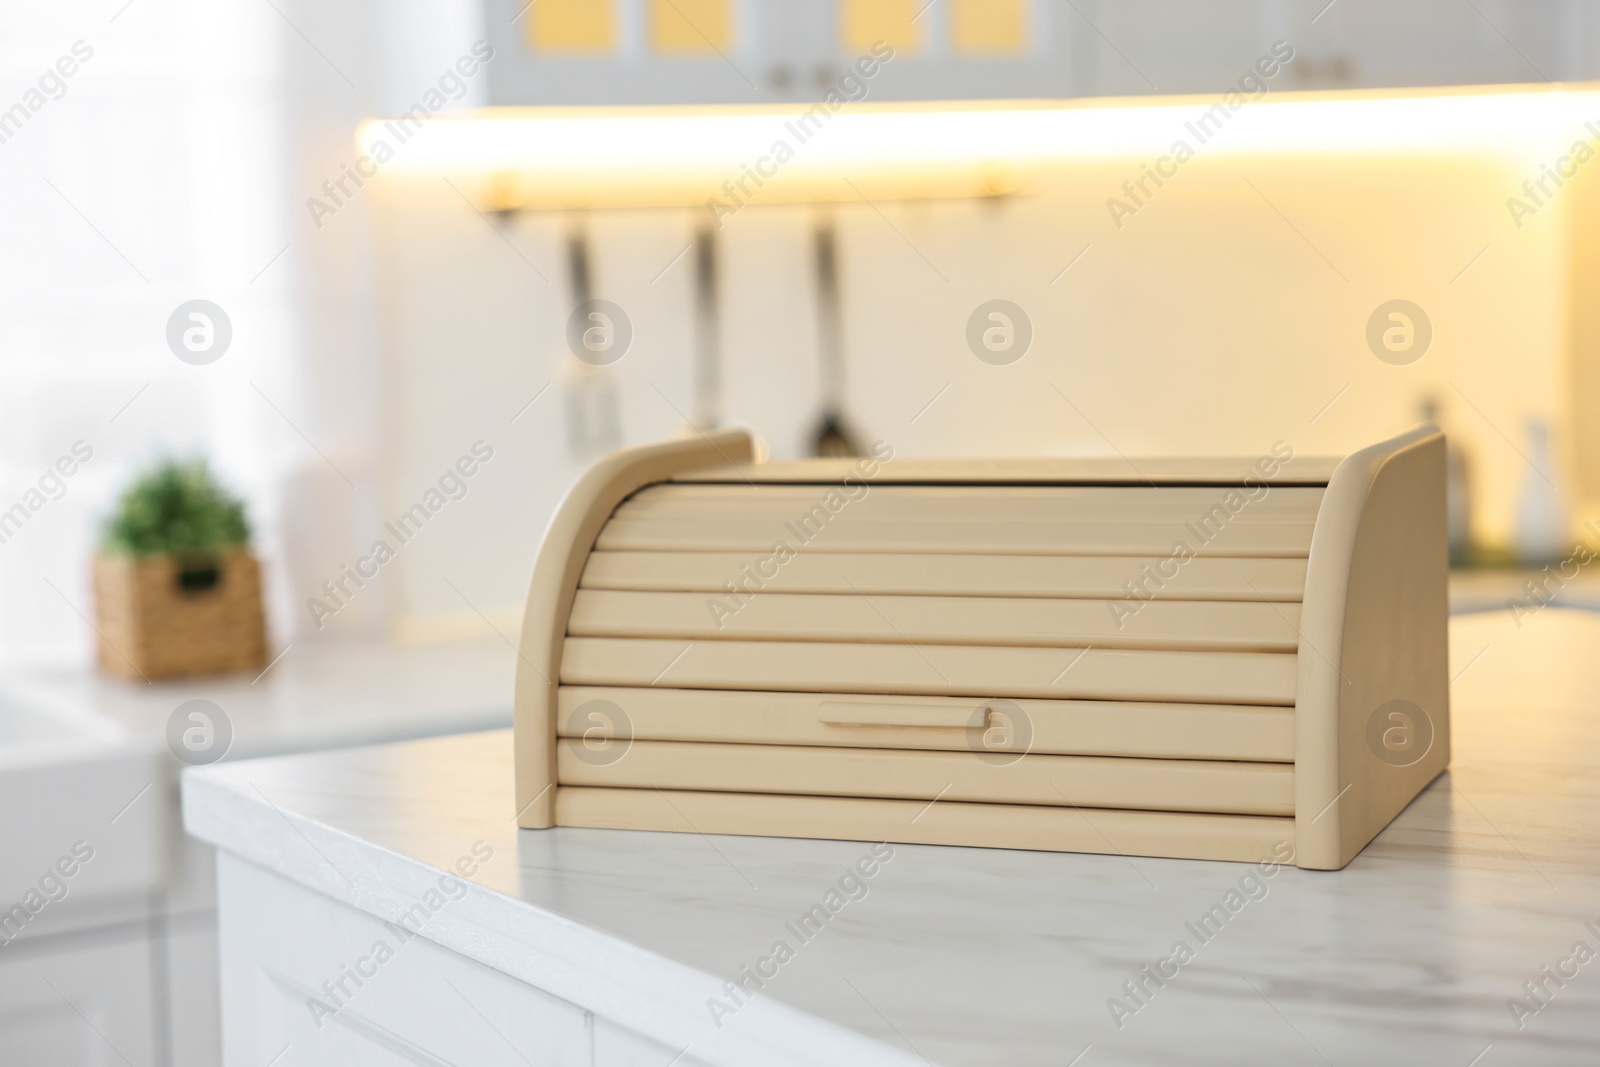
left=557, top=741, right=1295, bottom=816
left=556, top=686, right=1295, bottom=762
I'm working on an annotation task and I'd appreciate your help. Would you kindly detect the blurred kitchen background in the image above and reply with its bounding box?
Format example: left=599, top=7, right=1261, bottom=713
left=6, top=2, right=1600, bottom=1062
left=7, top=0, right=1600, bottom=663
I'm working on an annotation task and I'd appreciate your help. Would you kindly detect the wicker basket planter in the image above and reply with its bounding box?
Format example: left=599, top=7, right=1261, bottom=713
left=92, top=548, right=267, bottom=680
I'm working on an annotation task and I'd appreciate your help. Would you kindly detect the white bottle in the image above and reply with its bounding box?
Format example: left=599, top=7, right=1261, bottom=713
left=1418, top=396, right=1473, bottom=559
left=1514, top=416, right=1569, bottom=564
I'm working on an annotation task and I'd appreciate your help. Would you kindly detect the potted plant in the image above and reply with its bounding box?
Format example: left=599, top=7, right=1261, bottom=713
left=92, top=459, right=267, bottom=680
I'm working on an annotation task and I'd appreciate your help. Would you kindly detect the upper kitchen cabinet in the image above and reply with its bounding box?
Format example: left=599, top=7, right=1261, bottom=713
left=478, top=0, right=1600, bottom=106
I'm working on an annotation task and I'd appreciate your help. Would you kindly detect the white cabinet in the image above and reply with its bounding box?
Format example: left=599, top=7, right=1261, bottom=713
left=592, top=1019, right=700, bottom=1067
left=215, top=855, right=699, bottom=1067
left=0, top=930, right=159, bottom=1067
left=478, top=0, right=1600, bottom=107
left=166, top=918, right=222, bottom=1067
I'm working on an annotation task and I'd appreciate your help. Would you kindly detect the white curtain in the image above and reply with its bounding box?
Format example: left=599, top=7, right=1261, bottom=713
left=0, top=0, right=483, bottom=665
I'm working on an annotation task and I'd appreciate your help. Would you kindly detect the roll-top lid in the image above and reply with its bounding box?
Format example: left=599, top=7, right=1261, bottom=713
left=673, top=454, right=1339, bottom=486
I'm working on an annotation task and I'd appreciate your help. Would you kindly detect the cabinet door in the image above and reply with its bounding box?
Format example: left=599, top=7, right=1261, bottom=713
left=166, top=917, right=222, bottom=1067
left=218, top=856, right=592, bottom=1066
left=593, top=1018, right=713, bottom=1067
left=0, top=931, right=158, bottom=1067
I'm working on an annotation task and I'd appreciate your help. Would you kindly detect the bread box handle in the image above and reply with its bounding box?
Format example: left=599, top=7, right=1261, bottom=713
left=819, top=701, right=978, bottom=729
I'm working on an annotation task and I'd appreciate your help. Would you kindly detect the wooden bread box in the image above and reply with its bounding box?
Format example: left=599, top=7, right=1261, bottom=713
left=514, top=427, right=1449, bottom=870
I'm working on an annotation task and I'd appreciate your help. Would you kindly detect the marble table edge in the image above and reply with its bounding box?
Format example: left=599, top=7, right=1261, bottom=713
left=179, top=758, right=926, bottom=1067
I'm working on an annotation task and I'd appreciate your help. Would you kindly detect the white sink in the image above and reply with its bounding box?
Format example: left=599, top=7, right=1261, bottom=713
left=0, top=686, right=168, bottom=939
left=0, top=703, right=83, bottom=747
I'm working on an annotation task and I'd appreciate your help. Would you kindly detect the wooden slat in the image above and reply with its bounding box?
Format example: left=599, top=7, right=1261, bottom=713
left=556, top=686, right=1295, bottom=761
left=579, top=551, right=1309, bottom=601
left=671, top=457, right=1338, bottom=486
left=558, top=740, right=1295, bottom=815
left=618, top=484, right=1325, bottom=524
left=556, top=787, right=1297, bottom=864
left=594, top=517, right=1314, bottom=558
left=569, top=589, right=1302, bottom=652
left=560, top=637, right=1298, bottom=705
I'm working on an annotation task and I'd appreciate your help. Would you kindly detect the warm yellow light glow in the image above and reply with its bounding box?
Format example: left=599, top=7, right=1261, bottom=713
left=841, top=0, right=920, bottom=54
left=650, top=0, right=732, bottom=53
left=951, top=0, right=1027, bottom=56
left=529, top=0, right=616, bottom=54
left=355, top=84, right=1600, bottom=210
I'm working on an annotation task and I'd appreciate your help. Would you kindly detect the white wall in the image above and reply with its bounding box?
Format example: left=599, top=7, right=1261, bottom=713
left=362, top=133, right=1577, bottom=631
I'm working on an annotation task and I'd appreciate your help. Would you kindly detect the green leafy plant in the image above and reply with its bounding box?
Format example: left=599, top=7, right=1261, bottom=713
left=100, top=458, right=250, bottom=558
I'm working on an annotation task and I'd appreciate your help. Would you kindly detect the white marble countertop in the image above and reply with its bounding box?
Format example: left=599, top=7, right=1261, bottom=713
left=5, top=638, right=515, bottom=759
left=182, top=610, right=1600, bottom=1066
